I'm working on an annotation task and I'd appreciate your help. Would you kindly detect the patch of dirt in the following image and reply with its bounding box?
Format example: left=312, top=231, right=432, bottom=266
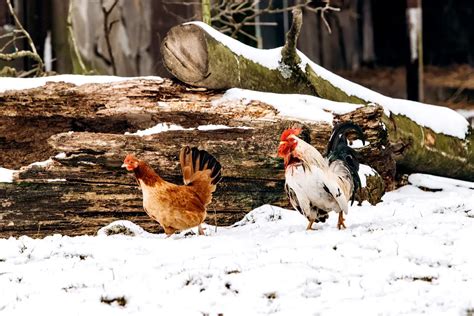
left=100, top=296, right=127, bottom=307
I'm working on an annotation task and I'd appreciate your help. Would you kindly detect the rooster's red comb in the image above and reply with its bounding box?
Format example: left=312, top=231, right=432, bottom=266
left=280, top=128, right=301, bottom=141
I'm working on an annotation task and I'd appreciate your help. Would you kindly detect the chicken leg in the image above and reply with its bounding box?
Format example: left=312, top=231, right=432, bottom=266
left=198, top=225, right=205, bottom=235
left=164, top=226, right=177, bottom=237
left=337, top=212, right=346, bottom=230
left=306, top=220, right=315, bottom=230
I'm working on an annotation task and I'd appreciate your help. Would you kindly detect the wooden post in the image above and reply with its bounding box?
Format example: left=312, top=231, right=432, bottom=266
left=361, top=0, right=375, bottom=65
left=406, top=0, right=423, bottom=102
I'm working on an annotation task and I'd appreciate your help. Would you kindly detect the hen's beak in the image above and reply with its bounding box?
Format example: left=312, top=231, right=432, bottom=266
left=122, top=163, right=136, bottom=171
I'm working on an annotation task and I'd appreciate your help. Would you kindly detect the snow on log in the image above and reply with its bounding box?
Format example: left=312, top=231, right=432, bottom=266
left=0, top=78, right=385, bottom=238
left=161, top=10, right=473, bottom=181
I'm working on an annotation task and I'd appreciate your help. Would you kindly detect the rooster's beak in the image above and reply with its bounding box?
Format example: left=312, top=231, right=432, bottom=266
left=121, top=163, right=127, bottom=168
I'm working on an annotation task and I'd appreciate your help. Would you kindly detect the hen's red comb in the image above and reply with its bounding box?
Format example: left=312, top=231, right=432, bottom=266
left=124, top=154, right=138, bottom=162
left=280, top=128, right=301, bottom=141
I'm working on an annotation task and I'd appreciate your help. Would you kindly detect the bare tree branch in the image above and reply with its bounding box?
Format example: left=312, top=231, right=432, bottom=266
left=0, top=35, right=26, bottom=52
left=0, top=0, right=45, bottom=76
left=0, top=50, right=43, bottom=63
left=5, top=0, right=43, bottom=63
left=164, top=0, right=340, bottom=45
left=100, top=0, right=120, bottom=75
left=304, top=1, right=341, bottom=34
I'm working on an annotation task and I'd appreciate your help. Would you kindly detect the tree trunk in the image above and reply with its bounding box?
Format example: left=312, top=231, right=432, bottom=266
left=161, top=11, right=473, bottom=181
left=0, top=78, right=385, bottom=238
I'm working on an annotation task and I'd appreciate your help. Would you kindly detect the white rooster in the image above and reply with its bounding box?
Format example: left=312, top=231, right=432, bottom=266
left=277, top=122, right=365, bottom=230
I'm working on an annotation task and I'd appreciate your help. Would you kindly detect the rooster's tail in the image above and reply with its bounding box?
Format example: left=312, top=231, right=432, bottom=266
left=180, top=146, right=222, bottom=186
left=326, top=122, right=365, bottom=204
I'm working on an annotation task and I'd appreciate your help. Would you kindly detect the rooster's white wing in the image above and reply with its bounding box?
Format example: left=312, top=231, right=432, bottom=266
left=291, top=136, right=350, bottom=214
left=285, top=162, right=348, bottom=216
left=318, top=171, right=349, bottom=214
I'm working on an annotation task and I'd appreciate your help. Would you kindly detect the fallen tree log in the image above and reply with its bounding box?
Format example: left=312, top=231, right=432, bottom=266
left=161, top=10, right=473, bottom=181
left=0, top=78, right=385, bottom=237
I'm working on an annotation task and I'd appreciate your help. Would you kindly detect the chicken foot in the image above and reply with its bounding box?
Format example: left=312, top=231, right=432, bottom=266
left=306, top=220, right=315, bottom=230
left=337, top=212, right=346, bottom=230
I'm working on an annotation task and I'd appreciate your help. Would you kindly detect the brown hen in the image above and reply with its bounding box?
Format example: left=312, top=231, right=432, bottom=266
left=122, top=146, right=222, bottom=236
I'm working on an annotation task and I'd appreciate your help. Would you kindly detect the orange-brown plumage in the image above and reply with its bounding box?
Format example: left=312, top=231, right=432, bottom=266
left=122, top=148, right=222, bottom=236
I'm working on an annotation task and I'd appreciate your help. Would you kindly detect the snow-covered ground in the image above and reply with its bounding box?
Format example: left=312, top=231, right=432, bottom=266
left=1, top=174, right=473, bottom=315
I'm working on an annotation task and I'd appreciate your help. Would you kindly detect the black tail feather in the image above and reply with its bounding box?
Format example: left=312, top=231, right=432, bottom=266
left=190, top=147, right=222, bottom=185
left=326, top=121, right=365, bottom=156
left=326, top=122, right=365, bottom=205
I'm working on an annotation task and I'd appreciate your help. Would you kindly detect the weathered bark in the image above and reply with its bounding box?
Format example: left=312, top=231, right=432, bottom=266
left=161, top=11, right=474, bottom=181
left=0, top=78, right=385, bottom=238
left=382, top=115, right=473, bottom=179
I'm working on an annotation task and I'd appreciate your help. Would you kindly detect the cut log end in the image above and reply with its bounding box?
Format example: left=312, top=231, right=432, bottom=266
left=161, top=24, right=209, bottom=84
